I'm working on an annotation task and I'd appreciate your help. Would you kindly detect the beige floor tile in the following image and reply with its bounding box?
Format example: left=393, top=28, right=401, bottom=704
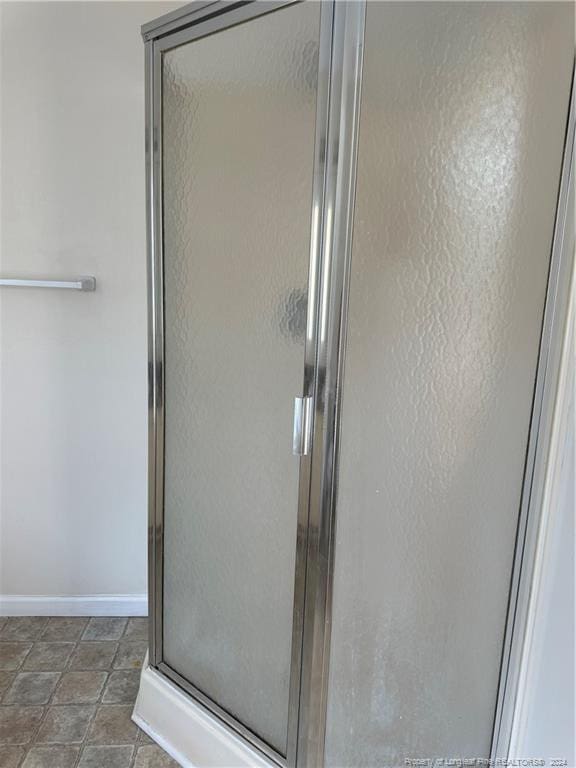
left=86, top=705, right=138, bottom=745
left=0, top=706, right=44, bottom=745
left=0, top=616, right=158, bottom=765
left=22, top=643, right=74, bottom=672
left=82, top=619, right=127, bottom=642
left=69, top=643, right=118, bottom=671
left=36, top=705, right=95, bottom=744
left=41, top=618, right=88, bottom=643
left=133, top=745, right=179, bottom=767
left=102, top=671, right=139, bottom=704
left=0, top=745, right=25, bottom=768
left=0, top=643, right=32, bottom=671
left=113, top=642, right=147, bottom=670
left=21, top=746, right=80, bottom=768
left=0, top=671, right=15, bottom=699
left=77, top=745, right=134, bottom=767
left=0, top=619, right=49, bottom=642
left=137, top=728, right=154, bottom=744
left=53, top=671, right=107, bottom=705
left=123, top=619, right=148, bottom=642
left=3, top=672, right=60, bottom=705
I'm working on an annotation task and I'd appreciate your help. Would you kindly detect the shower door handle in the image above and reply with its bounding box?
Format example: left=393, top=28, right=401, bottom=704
left=293, top=396, right=313, bottom=456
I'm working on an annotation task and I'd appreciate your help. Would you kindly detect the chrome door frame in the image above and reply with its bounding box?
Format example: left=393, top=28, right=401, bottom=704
left=295, top=2, right=366, bottom=765
left=144, top=2, right=339, bottom=765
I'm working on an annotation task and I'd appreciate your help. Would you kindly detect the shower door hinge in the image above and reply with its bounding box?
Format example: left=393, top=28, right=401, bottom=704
left=293, top=396, right=313, bottom=456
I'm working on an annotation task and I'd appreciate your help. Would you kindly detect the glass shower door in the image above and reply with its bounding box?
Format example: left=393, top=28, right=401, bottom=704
left=323, top=2, right=574, bottom=766
left=152, top=1, right=324, bottom=762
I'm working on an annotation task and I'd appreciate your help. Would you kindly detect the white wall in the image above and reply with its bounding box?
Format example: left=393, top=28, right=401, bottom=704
left=0, top=1, right=180, bottom=610
left=518, top=397, right=575, bottom=763
left=510, top=270, right=575, bottom=766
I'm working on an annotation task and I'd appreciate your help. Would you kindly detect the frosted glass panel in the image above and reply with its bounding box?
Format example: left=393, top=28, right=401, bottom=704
left=161, top=2, right=321, bottom=754
left=326, top=3, right=573, bottom=766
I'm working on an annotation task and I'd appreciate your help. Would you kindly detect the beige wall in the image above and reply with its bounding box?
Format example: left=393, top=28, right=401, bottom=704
left=0, top=1, right=181, bottom=605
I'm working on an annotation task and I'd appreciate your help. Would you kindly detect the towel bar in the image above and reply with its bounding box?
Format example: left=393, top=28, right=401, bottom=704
left=0, top=277, right=96, bottom=291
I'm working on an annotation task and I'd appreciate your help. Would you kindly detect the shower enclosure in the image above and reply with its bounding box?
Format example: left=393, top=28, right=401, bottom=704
left=139, top=2, right=575, bottom=766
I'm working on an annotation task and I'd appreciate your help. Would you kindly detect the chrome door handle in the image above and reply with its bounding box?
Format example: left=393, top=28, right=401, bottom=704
left=293, top=396, right=313, bottom=456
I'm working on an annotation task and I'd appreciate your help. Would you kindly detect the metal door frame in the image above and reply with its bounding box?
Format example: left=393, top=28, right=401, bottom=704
left=294, top=3, right=366, bottom=765
left=143, top=2, right=357, bottom=765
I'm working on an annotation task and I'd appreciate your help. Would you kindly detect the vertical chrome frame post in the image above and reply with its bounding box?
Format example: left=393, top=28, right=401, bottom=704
left=145, top=35, right=164, bottom=668
left=285, top=2, right=334, bottom=763
left=491, top=67, right=575, bottom=759
left=144, top=2, right=342, bottom=766
left=297, top=3, right=366, bottom=766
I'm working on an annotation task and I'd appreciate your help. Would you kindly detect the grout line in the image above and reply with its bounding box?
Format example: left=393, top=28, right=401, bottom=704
left=0, top=618, right=51, bottom=768
left=75, top=619, right=129, bottom=768
left=17, top=628, right=67, bottom=766
left=29, top=618, right=90, bottom=758
left=71, top=617, right=128, bottom=768
left=122, top=605, right=137, bottom=766
left=71, top=619, right=104, bottom=768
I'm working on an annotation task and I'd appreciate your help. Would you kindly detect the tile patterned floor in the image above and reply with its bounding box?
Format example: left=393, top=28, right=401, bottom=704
left=0, top=617, right=178, bottom=768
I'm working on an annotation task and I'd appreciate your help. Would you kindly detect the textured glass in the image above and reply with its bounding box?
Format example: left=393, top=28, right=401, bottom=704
left=326, top=3, right=574, bottom=766
left=161, top=2, right=320, bottom=755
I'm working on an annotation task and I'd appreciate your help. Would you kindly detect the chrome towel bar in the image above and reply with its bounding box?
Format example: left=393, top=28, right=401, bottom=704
left=0, top=277, right=96, bottom=291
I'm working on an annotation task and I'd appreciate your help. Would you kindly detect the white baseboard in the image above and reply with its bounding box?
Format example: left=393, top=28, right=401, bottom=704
left=133, top=659, right=272, bottom=768
left=0, top=594, right=148, bottom=617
